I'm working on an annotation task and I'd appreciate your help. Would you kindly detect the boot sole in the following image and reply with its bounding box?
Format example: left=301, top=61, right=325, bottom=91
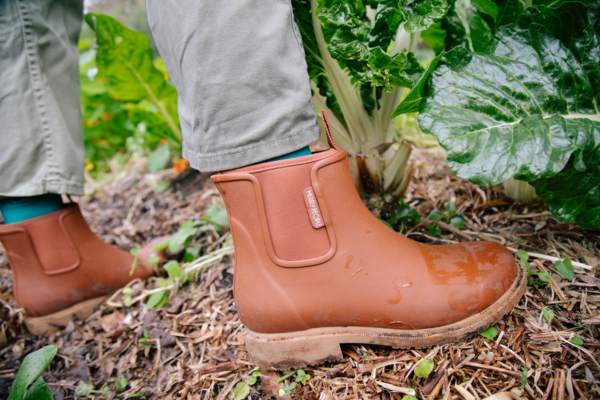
left=24, top=296, right=106, bottom=335
left=243, top=263, right=527, bottom=369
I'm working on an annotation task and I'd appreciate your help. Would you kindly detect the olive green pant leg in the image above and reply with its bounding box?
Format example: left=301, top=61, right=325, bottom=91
left=147, top=0, right=320, bottom=172
left=0, top=0, right=85, bottom=197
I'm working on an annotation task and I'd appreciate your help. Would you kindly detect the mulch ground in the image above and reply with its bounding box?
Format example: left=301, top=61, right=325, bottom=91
left=1, top=150, right=599, bottom=400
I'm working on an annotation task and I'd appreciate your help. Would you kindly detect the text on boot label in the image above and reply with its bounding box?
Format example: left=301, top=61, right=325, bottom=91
left=303, top=188, right=324, bottom=229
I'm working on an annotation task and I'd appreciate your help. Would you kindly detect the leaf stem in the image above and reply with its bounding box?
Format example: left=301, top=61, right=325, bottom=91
left=115, top=53, right=182, bottom=141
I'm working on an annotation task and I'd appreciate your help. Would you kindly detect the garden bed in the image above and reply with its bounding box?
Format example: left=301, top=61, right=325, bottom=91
left=1, top=150, right=599, bottom=399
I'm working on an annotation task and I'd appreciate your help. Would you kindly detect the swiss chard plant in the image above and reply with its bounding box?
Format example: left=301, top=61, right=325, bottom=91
left=395, top=0, right=600, bottom=229
left=292, top=0, right=449, bottom=202
left=83, top=14, right=183, bottom=175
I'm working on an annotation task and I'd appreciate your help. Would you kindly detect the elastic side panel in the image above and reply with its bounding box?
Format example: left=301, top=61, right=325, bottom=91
left=254, top=163, right=330, bottom=262
left=27, top=214, right=79, bottom=274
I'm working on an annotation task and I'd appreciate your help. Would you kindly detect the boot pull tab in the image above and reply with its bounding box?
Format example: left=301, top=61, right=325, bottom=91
left=320, top=109, right=340, bottom=151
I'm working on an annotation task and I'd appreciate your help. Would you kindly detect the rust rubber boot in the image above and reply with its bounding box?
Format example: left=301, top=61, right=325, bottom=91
left=211, top=113, right=527, bottom=369
left=0, top=204, right=157, bottom=334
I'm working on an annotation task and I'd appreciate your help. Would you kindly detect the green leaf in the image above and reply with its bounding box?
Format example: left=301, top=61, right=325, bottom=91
left=537, top=271, right=552, bottom=282
left=146, top=143, right=170, bottom=172
left=570, top=336, right=584, bottom=345
left=428, top=223, right=442, bottom=236
left=555, top=258, right=575, bottom=281
left=24, top=377, right=53, bottom=400
left=154, top=181, right=171, bottom=193
left=146, top=290, right=168, bottom=310
left=116, top=377, right=128, bottom=390
left=419, top=2, right=600, bottom=229
left=450, top=215, right=465, bottom=228
left=231, top=382, right=250, bottom=400
left=206, top=202, right=229, bottom=227
left=421, top=23, right=446, bottom=54
left=377, top=216, right=393, bottom=228
left=402, top=396, right=418, bottom=400
left=516, top=249, right=529, bottom=265
left=480, top=326, right=498, bottom=339
left=279, top=389, right=286, bottom=396
left=315, top=0, right=447, bottom=91
left=183, top=245, right=203, bottom=263
left=85, top=14, right=181, bottom=141
left=389, top=200, right=424, bottom=224
left=521, top=367, right=528, bottom=388
left=542, top=307, right=554, bottom=325
left=75, top=383, right=95, bottom=397
left=392, top=54, right=443, bottom=117
left=444, top=201, right=457, bottom=218
left=168, top=220, right=200, bottom=253
left=429, top=209, right=444, bottom=220
left=402, top=0, right=450, bottom=33
left=495, top=0, right=524, bottom=30
left=414, top=359, right=435, bottom=378
left=8, top=345, right=57, bottom=400
left=163, top=260, right=180, bottom=280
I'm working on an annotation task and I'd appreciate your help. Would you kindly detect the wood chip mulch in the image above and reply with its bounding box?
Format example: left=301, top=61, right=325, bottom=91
left=1, top=151, right=599, bottom=399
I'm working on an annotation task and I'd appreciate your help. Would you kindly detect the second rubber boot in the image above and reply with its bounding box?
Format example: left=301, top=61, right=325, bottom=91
left=0, top=204, right=159, bottom=334
left=211, top=112, right=527, bottom=369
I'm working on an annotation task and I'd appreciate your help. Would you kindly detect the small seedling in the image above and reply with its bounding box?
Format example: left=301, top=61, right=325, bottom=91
left=139, top=329, right=151, bottom=347
left=116, top=377, right=128, bottom=390
left=279, top=382, right=296, bottom=396
left=414, top=359, right=434, bottom=378
left=8, top=345, right=57, bottom=400
left=570, top=336, right=583, bottom=346
left=555, top=258, right=574, bottom=281
left=428, top=223, right=442, bottom=237
left=248, top=370, right=261, bottom=385
left=542, top=307, right=554, bottom=326
left=129, top=245, right=141, bottom=276
left=517, top=250, right=552, bottom=285
left=402, top=396, right=418, bottom=400
left=390, top=200, right=423, bottom=225
left=480, top=326, right=498, bottom=340
left=229, top=382, right=250, bottom=400
left=295, top=369, right=310, bottom=384
left=75, top=383, right=95, bottom=397
left=521, top=367, right=528, bottom=388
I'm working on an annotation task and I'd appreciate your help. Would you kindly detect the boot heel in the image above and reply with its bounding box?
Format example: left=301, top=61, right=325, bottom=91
left=243, top=329, right=344, bottom=369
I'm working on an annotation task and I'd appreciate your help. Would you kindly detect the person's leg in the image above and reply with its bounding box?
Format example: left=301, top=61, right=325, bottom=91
left=147, top=0, right=523, bottom=369
left=0, top=0, right=155, bottom=333
left=146, top=0, right=320, bottom=172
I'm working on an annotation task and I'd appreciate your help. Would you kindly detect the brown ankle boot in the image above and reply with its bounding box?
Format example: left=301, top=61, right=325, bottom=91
left=0, top=204, right=156, bottom=333
left=211, top=119, right=526, bottom=369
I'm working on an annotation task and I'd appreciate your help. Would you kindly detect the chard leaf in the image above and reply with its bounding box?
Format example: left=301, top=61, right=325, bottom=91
left=316, top=0, right=447, bottom=91
left=85, top=14, right=181, bottom=141
left=418, top=2, right=600, bottom=228
left=401, top=0, right=450, bottom=33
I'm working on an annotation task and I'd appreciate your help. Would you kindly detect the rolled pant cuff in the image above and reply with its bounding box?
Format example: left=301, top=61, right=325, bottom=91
left=182, top=125, right=320, bottom=172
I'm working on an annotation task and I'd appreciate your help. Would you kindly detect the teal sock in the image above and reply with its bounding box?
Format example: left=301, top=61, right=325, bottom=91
left=0, top=194, right=65, bottom=224
left=266, top=146, right=312, bottom=163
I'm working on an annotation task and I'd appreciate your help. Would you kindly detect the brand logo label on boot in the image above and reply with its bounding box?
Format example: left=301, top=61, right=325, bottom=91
left=303, top=188, right=324, bottom=229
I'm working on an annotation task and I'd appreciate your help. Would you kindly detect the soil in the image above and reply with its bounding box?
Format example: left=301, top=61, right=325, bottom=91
left=1, top=151, right=599, bottom=399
